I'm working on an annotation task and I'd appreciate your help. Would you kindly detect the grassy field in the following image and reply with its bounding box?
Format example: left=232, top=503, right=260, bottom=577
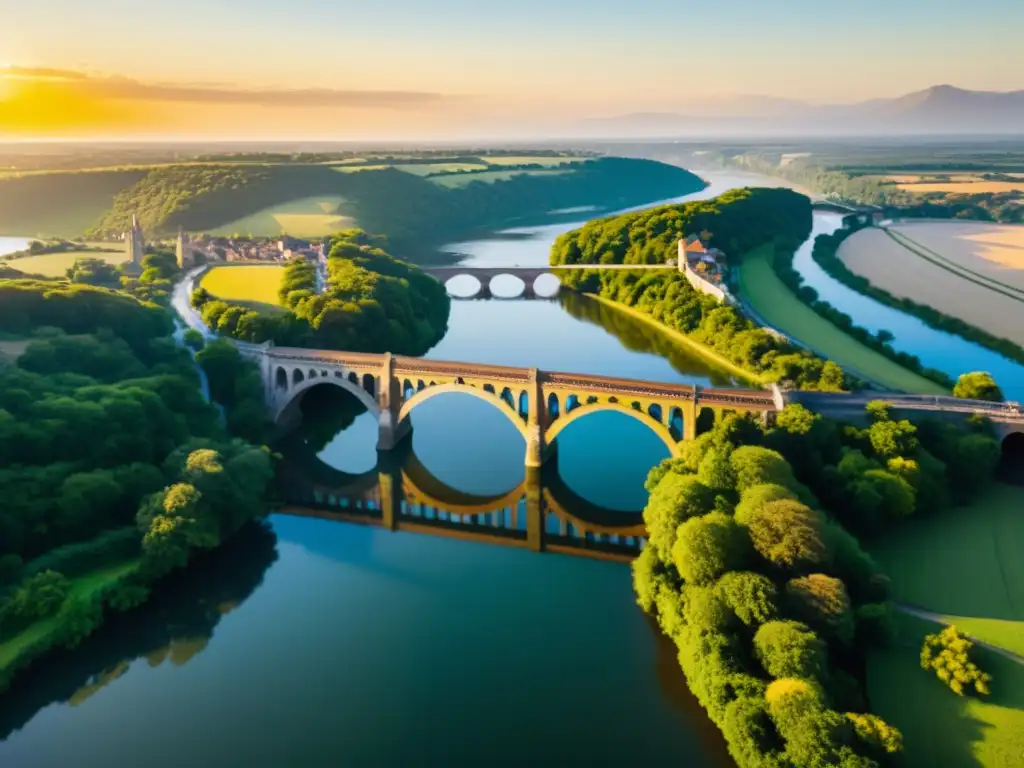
left=480, top=156, right=586, bottom=166
left=869, top=483, right=1024, bottom=656
left=868, top=611, right=1024, bottom=768
left=838, top=225, right=1024, bottom=346
left=206, top=196, right=353, bottom=238
left=392, top=162, right=488, bottom=176
left=0, top=560, right=138, bottom=671
left=200, top=265, right=286, bottom=312
left=2, top=244, right=128, bottom=277
left=737, top=245, right=948, bottom=393
left=430, top=169, right=570, bottom=188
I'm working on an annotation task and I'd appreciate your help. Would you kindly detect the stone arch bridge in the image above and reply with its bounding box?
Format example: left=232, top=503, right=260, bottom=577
left=420, top=264, right=677, bottom=299
left=241, top=343, right=1024, bottom=469
left=243, top=343, right=781, bottom=469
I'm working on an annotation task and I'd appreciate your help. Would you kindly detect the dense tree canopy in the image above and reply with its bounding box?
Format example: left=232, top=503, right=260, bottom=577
left=194, top=229, right=450, bottom=356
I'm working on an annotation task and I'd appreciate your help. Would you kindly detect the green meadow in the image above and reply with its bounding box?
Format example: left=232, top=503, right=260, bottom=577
left=199, top=265, right=287, bottom=313
left=430, top=169, right=570, bottom=188
left=206, top=196, right=354, bottom=238
left=737, top=245, right=947, bottom=393
left=3, top=243, right=129, bottom=277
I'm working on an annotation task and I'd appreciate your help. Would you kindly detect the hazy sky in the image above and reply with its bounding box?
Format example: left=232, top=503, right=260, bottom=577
left=2, top=0, right=1022, bottom=137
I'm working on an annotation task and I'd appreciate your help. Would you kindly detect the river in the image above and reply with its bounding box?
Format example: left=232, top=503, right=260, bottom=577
left=0, top=236, right=33, bottom=258
left=2, top=170, right=1020, bottom=766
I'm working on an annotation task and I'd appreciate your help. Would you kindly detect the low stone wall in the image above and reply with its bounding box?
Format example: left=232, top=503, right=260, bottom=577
left=683, top=266, right=733, bottom=304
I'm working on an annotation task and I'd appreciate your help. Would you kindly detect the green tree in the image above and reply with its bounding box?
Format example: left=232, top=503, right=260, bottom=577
left=744, top=499, right=829, bottom=572
left=715, top=571, right=779, bottom=627
left=671, top=511, right=749, bottom=586
left=785, top=574, right=855, bottom=645
left=953, top=371, right=1004, bottom=402
left=755, top=620, right=827, bottom=679
left=643, top=473, right=716, bottom=558
left=921, top=625, right=992, bottom=696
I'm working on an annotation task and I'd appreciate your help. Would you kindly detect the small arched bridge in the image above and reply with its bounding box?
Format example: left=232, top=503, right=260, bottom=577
left=244, top=343, right=780, bottom=469
left=241, top=343, right=1024, bottom=469
left=420, top=264, right=677, bottom=299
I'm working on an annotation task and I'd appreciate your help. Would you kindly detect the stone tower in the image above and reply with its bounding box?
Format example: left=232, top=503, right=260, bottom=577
left=176, top=229, right=194, bottom=269
left=126, top=214, right=145, bottom=268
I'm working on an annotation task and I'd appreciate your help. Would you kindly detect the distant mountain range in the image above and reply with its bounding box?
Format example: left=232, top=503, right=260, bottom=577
left=579, top=86, right=1024, bottom=137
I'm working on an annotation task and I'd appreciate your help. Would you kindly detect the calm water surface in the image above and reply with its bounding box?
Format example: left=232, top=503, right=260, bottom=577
left=793, top=214, right=1024, bottom=400
left=6, top=170, right=1019, bottom=765
left=1, top=183, right=746, bottom=767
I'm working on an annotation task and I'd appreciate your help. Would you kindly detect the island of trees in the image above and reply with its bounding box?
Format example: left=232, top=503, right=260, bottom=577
left=550, top=187, right=849, bottom=391
left=191, top=229, right=450, bottom=355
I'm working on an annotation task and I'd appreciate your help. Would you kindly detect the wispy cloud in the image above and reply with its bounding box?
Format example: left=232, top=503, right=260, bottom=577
left=0, top=66, right=458, bottom=109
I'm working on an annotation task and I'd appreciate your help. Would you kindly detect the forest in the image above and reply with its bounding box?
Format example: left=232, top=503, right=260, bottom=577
left=549, top=187, right=847, bottom=390
left=0, top=280, right=273, bottom=690
left=192, top=228, right=450, bottom=355
left=0, top=157, right=705, bottom=256
left=635, top=399, right=1003, bottom=767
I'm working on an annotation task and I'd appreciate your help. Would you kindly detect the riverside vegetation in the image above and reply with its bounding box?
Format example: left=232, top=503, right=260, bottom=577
left=192, top=229, right=450, bottom=355
left=0, top=279, right=275, bottom=690
left=550, top=187, right=850, bottom=391
left=633, top=398, right=1004, bottom=767
left=811, top=225, right=1024, bottom=369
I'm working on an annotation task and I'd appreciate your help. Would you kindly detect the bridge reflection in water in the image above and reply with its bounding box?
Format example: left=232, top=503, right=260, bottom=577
left=275, top=442, right=647, bottom=563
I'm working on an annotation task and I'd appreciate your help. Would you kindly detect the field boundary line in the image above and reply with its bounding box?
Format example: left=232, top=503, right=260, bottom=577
left=883, top=229, right=1024, bottom=304
left=894, top=603, right=1024, bottom=666
left=888, top=228, right=1024, bottom=298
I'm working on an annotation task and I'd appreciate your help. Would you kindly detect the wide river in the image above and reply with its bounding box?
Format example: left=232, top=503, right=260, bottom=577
left=2, top=171, right=1021, bottom=766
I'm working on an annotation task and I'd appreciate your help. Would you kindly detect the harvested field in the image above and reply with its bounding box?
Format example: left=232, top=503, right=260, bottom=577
left=898, top=180, right=1024, bottom=194
left=479, top=156, right=585, bottom=166
left=838, top=224, right=1024, bottom=346
left=392, top=162, right=488, bottom=176
left=207, top=196, right=353, bottom=238
left=2, top=244, right=128, bottom=277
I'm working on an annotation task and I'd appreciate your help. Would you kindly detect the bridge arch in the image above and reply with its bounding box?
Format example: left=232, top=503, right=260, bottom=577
left=544, top=401, right=681, bottom=459
left=1000, top=431, right=1024, bottom=478
left=397, top=382, right=528, bottom=438
left=274, top=372, right=381, bottom=424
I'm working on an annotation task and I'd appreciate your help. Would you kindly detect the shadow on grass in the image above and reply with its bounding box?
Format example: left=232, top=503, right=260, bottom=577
left=869, top=612, right=1024, bottom=768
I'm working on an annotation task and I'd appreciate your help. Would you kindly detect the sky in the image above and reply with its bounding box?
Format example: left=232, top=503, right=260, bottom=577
left=1, top=0, right=1023, bottom=139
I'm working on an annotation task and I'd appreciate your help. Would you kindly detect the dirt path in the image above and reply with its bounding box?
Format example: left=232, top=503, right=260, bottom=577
left=894, top=602, right=1024, bottom=666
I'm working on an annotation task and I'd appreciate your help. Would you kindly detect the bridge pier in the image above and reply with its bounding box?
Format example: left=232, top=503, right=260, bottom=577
left=525, top=368, right=546, bottom=469
left=525, top=467, right=545, bottom=552
left=376, top=352, right=411, bottom=451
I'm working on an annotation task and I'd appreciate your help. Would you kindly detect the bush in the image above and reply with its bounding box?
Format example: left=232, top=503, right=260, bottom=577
left=754, top=621, right=828, bottom=680
left=921, top=625, right=992, bottom=696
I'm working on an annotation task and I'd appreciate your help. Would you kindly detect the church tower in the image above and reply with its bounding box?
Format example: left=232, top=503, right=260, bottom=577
left=126, top=214, right=145, bottom=268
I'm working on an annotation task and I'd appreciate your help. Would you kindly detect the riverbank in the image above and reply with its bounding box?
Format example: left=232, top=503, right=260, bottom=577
left=585, top=293, right=764, bottom=386
left=835, top=225, right=1024, bottom=354
left=739, top=243, right=948, bottom=393
left=0, top=561, right=139, bottom=691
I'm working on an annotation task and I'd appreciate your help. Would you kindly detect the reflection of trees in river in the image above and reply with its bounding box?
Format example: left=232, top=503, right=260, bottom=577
left=558, top=291, right=739, bottom=386
left=0, top=522, right=278, bottom=738
left=288, top=384, right=370, bottom=454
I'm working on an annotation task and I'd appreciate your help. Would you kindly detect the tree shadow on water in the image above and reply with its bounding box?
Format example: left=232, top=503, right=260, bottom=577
left=0, top=522, right=279, bottom=740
